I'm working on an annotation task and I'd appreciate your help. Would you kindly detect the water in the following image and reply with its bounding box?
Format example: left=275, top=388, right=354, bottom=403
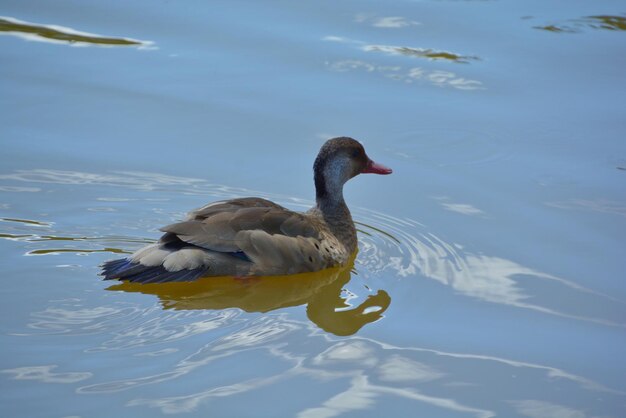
left=1, top=1, right=625, bottom=417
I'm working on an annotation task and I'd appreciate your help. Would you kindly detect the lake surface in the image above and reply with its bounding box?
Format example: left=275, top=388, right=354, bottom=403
left=1, top=1, right=625, bottom=417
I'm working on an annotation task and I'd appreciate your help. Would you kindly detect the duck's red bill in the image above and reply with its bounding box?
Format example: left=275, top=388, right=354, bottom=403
left=363, top=160, right=393, bottom=175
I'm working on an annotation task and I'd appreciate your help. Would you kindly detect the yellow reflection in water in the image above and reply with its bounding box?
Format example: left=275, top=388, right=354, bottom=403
left=363, top=45, right=480, bottom=64
left=586, top=15, right=626, bottom=31
left=108, top=255, right=391, bottom=336
left=534, top=15, right=626, bottom=33
left=0, top=16, right=152, bottom=47
left=535, top=24, right=577, bottom=34
left=28, top=248, right=129, bottom=255
left=0, top=217, right=52, bottom=227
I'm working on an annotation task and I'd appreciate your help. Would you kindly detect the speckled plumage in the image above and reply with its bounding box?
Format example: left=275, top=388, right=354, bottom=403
left=100, top=137, right=391, bottom=283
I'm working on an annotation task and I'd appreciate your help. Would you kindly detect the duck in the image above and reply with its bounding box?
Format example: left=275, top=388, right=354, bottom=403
left=100, top=137, right=392, bottom=283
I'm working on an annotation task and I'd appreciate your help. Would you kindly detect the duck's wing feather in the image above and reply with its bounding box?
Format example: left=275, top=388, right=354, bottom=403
left=160, top=198, right=321, bottom=253
left=160, top=198, right=331, bottom=274
left=186, top=197, right=286, bottom=220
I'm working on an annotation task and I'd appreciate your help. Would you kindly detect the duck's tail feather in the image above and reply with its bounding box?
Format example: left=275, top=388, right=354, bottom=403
left=100, top=258, right=208, bottom=283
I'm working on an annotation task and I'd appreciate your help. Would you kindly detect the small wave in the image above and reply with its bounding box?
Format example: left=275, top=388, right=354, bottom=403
left=2, top=168, right=622, bottom=328
left=24, top=303, right=145, bottom=336
left=352, top=206, right=626, bottom=327
left=534, top=15, right=626, bottom=33
left=0, top=16, right=155, bottom=49
left=363, top=44, right=480, bottom=64
left=0, top=217, right=53, bottom=227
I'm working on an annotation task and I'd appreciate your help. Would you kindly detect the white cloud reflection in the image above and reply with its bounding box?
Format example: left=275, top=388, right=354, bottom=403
left=547, top=199, right=626, bottom=217
left=326, top=60, right=484, bottom=90
left=390, top=238, right=623, bottom=326
left=21, top=304, right=611, bottom=417
left=322, top=34, right=484, bottom=90
left=362, top=44, right=479, bottom=64
left=300, top=354, right=493, bottom=418
left=120, top=333, right=498, bottom=418
left=354, top=208, right=625, bottom=327
left=127, top=374, right=290, bottom=414
left=441, top=202, right=485, bottom=216
left=510, top=400, right=586, bottom=418
left=1, top=365, right=91, bottom=383
left=355, top=14, right=420, bottom=28
left=378, top=355, right=444, bottom=382
left=313, top=341, right=378, bottom=367
left=373, top=17, right=419, bottom=28
left=297, top=375, right=379, bottom=418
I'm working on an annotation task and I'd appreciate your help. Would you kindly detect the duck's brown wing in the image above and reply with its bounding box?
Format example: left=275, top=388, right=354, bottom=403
left=160, top=198, right=332, bottom=274
left=186, top=197, right=287, bottom=221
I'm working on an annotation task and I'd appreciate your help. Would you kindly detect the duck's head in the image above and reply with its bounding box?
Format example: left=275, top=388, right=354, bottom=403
left=314, top=137, right=392, bottom=201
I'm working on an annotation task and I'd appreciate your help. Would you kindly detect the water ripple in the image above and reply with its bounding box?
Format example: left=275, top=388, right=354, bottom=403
left=355, top=14, right=420, bottom=29
left=89, top=309, right=242, bottom=352
left=100, top=317, right=623, bottom=416
left=22, top=298, right=244, bottom=351
left=322, top=34, right=484, bottom=90
left=77, top=315, right=296, bottom=394
left=0, top=16, right=155, bottom=49
left=352, top=206, right=626, bottom=327
left=363, top=44, right=480, bottom=64
left=3, top=168, right=622, bottom=329
left=326, top=59, right=484, bottom=90
left=534, top=15, right=626, bottom=33
left=1, top=365, right=92, bottom=383
left=0, top=168, right=304, bottom=202
left=25, top=303, right=145, bottom=335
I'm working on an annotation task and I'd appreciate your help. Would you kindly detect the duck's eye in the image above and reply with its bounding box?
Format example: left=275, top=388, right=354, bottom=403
left=351, top=149, right=361, bottom=158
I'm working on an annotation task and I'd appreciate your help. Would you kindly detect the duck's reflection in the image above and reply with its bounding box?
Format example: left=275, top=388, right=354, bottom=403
left=106, top=257, right=390, bottom=336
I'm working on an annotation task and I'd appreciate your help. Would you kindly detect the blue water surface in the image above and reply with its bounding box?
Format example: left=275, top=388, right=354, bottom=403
left=1, top=1, right=625, bottom=417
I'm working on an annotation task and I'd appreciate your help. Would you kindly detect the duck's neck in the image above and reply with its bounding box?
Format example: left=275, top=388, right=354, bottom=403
left=315, top=174, right=357, bottom=253
left=316, top=191, right=349, bottom=221
left=315, top=162, right=349, bottom=216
